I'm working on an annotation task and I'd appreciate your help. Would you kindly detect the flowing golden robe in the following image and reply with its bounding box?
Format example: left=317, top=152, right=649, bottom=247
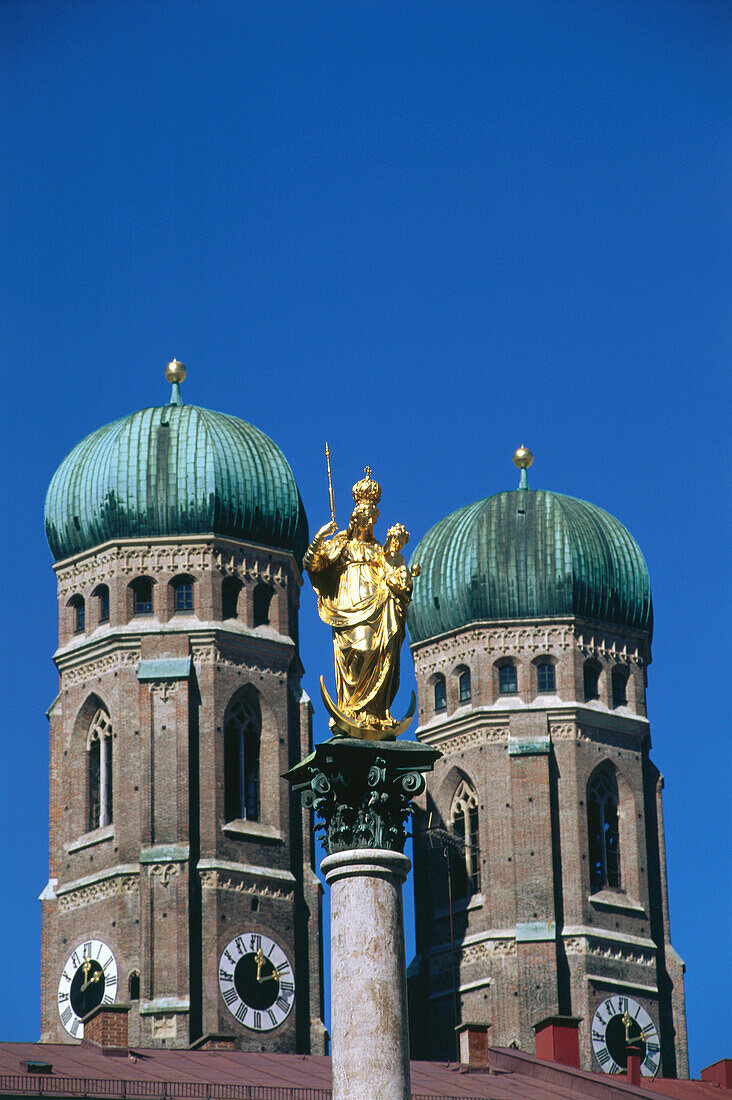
left=306, top=532, right=411, bottom=729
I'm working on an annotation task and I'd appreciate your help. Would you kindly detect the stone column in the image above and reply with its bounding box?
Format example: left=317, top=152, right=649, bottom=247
left=322, top=848, right=411, bottom=1100
left=285, top=736, right=441, bottom=1100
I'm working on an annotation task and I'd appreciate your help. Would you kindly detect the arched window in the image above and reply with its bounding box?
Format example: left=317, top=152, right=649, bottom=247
left=171, top=576, right=194, bottom=614
left=536, top=662, right=555, bottom=693
left=87, top=707, right=113, bottom=831
left=224, top=691, right=261, bottom=822
left=584, top=660, right=600, bottom=701
left=587, top=767, right=621, bottom=892
left=131, top=578, right=153, bottom=616
left=434, top=676, right=446, bottom=711
left=612, top=667, right=628, bottom=708
left=94, top=585, right=110, bottom=624
left=458, top=668, right=471, bottom=703
left=222, top=576, right=241, bottom=620
left=128, top=971, right=140, bottom=1001
left=253, top=582, right=274, bottom=627
left=69, top=595, right=85, bottom=634
left=499, top=663, right=517, bottom=694
left=450, top=780, right=481, bottom=899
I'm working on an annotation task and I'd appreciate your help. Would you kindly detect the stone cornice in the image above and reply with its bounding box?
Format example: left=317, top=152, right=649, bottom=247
left=416, top=704, right=649, bottom=746
left=411, top=616, right=650, bottom=667
left=55, top=628, right=295, bottom=683
left=53, top=535, right=302, bottom=597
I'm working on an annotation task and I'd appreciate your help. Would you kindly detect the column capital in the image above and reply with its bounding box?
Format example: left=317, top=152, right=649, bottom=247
left=285, top=736, right=441, bottom=854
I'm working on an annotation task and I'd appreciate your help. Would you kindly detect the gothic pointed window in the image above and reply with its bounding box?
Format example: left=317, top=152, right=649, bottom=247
left=458, top=668, right=471, bottom=703
left=587, top=767, right=621, bottom=892
left=224, top=691, right=261, bottom=822
left=450, top=780, right=481, bottom=899
left=434, top=676, right=446, bottom=711
left=87, top=707, right=113, bottom=831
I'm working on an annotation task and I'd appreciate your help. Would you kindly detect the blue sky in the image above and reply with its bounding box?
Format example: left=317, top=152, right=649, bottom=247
left=0, top=0, right=729, bottom=1076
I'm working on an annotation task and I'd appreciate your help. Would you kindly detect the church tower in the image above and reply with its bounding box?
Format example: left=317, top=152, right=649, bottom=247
left=40, top=363, right=326, bottom=1053
left=406, top=450, right=688, bottom=1078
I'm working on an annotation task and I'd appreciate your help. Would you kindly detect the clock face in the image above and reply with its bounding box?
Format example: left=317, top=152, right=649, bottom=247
left=57, top=939, right=118, bottom=1038
left=218, top=932, right=295, bottom=1032
left=591, top=995, right=661, bottom=1077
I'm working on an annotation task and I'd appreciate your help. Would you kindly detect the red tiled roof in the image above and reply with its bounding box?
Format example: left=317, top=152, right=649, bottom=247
left=0, top=1043, right=727, bottom=1100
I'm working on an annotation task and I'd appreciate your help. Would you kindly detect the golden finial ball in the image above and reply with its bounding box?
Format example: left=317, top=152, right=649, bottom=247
left=165, top=359, right=187, bottom=384
left=512, top=445, right=534, bottom=469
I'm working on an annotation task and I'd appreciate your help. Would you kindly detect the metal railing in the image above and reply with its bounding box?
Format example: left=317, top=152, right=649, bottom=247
left=0, top=1078, right=468, bottom=1100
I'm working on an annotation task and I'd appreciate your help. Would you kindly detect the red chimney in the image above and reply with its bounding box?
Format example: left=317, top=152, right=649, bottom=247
left=533, top=1015, right=583, bottom=1069
left=626, top=1041, right=643, bottom=1087
left=700, top=1060, right=732, bottom=1089
left=82, top=1004, right=129, bottom=1050
left=455, top=1023, right=491, bottom=1068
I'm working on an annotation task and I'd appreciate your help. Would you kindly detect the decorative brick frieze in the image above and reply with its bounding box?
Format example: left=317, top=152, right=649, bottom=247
left=414, top=622, right=575, bottom=673
left=577, top=724, right=646, bottom=750
left=426, top=726, right=509, bottom=754
left=57, top=871, right=139, bottom=912
left=55, top=538, right=297, bottom=600
left=57, top=648, right=140, bottom=686
left=198, top=869, right=292, bottom=900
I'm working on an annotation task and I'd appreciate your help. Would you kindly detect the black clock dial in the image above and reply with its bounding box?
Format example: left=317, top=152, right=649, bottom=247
left=70, top=959, right=106, bottom=1019
left=605, top=1011, right=645, bottom=1068
left=234, top=951, right=279, bottom=1011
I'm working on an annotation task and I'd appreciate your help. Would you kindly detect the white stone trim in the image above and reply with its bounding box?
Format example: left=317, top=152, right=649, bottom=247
left=586, top=974, right=658, bottom=994
left=562, top=925, right=657, bottom=950
left=222, top=819, right=282, bottom=842
left=196, top=858, right=295, bottom=884
left=65, top=824, right=114, bottom=853
left=56, top=864, right=139, bottom=896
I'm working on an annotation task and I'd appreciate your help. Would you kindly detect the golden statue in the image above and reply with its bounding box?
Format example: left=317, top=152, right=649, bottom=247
left=304, top=462, right=420, bottom=741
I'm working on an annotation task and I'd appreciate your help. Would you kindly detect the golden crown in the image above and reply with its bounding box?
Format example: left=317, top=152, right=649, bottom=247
left=352, top=466, right=382, bottom=505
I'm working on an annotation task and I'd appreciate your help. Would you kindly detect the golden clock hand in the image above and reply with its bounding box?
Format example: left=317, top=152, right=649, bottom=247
left=255, top=949, right=266, bottom=982
left=80, top=959, right=93, bottom=991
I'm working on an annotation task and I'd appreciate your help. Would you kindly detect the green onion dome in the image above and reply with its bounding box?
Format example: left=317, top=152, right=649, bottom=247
left=45, top=365, right=308, bottom=563
left=408, top=462, right=652, bottom=644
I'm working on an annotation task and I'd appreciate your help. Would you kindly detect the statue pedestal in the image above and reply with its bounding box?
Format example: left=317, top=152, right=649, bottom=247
left=322, top=849, right=412, bottom=1100
left=285, top=736, right=440, bottom=1100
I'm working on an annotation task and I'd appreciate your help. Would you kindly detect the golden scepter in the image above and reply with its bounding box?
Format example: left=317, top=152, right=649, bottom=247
left=325, top=442, right=336, bottom=528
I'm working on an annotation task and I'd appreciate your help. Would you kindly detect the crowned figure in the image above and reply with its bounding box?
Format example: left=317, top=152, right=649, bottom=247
left=303, top=467, right=419, bottom=740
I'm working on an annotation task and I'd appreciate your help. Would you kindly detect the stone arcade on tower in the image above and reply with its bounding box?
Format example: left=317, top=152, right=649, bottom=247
left=40, top=364, right=326, bottom=1052
left=406, top=449, right=688, bottom=1078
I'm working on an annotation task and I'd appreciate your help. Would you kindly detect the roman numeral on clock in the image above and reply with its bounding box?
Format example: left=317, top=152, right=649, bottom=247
left=223, top=988, right=238, bottom=1006
left=235, top=1004, right=248, bottom=1023
left=597, top=1046, right=611, bottom=1066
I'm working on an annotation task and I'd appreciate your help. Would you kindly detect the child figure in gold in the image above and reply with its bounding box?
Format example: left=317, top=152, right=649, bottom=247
left=303, top=469, right=417, bottom=735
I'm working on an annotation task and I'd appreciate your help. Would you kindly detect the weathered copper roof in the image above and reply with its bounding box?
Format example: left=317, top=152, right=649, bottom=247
left=45, top=398, right=308, bottom=564
left=0, top=1044, right=724, bottom=1100
left=408, top=489, right=652, bottom=643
